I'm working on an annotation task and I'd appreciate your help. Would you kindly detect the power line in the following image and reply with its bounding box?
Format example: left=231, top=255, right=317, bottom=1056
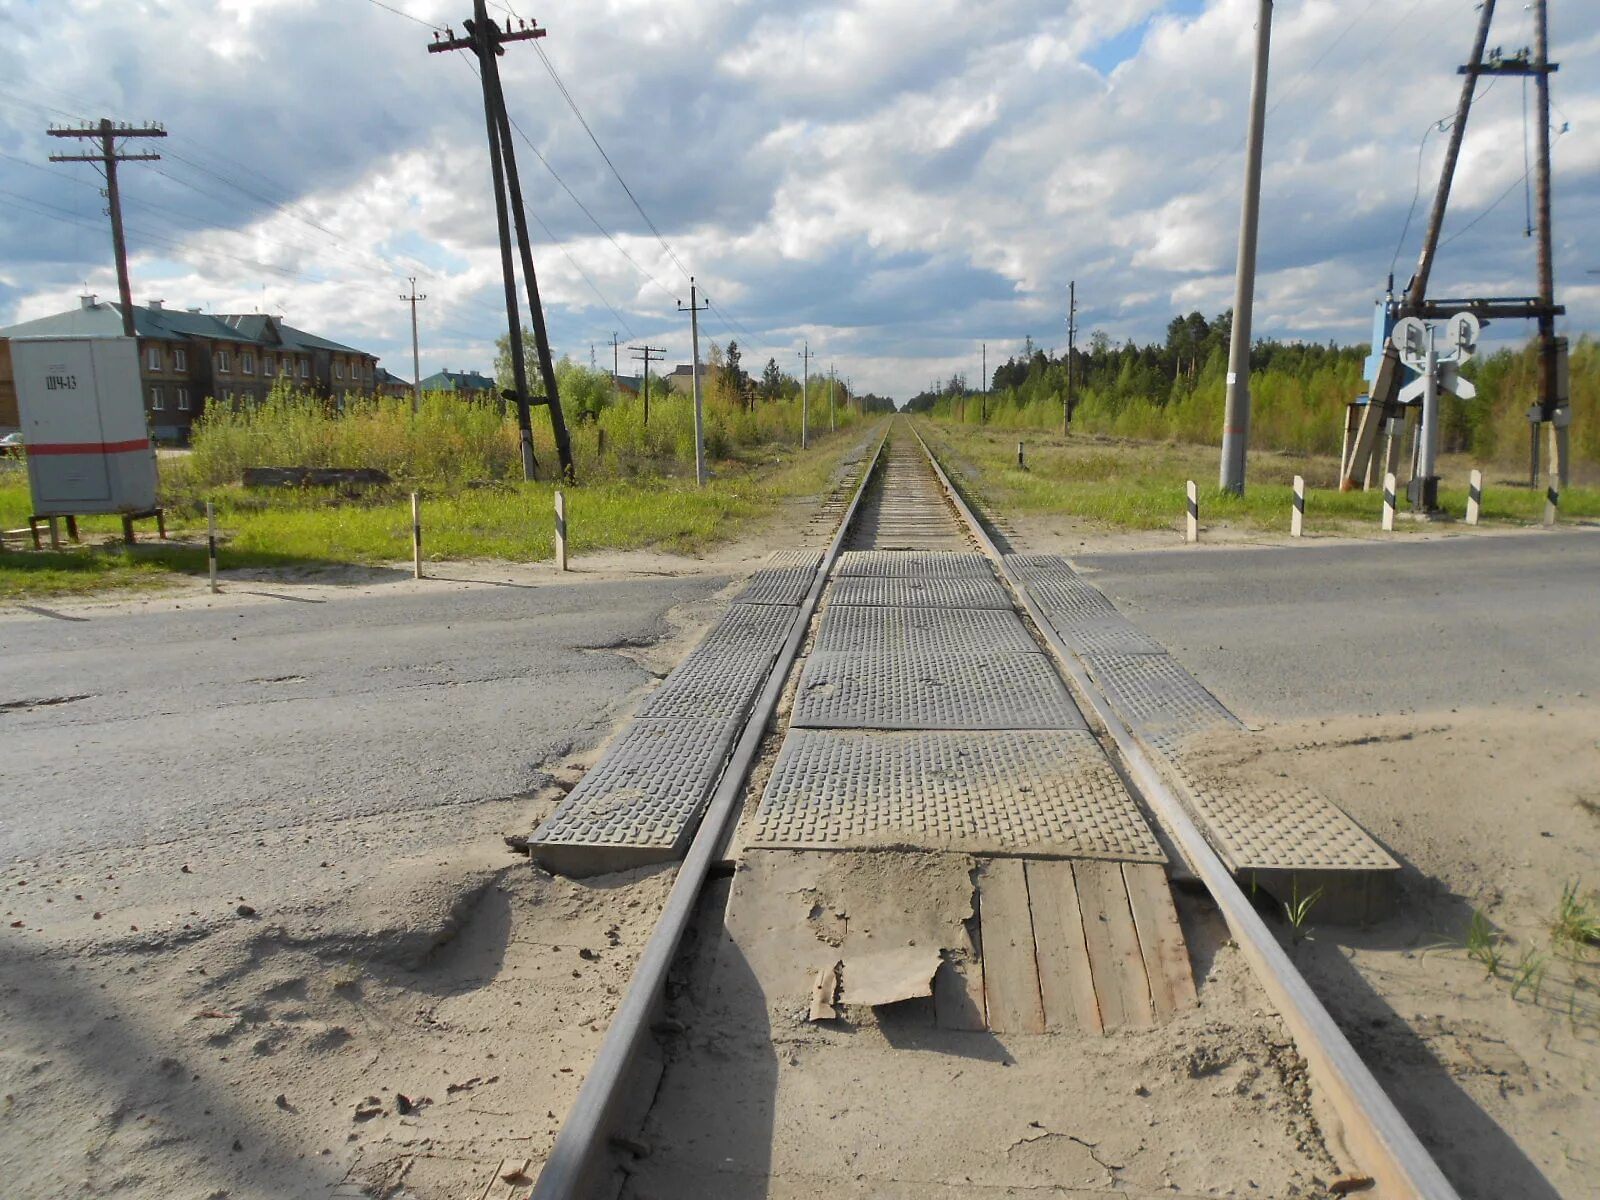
left=358, top=0, right=441, bottom=30
left=531, top=40, right=692, bottom=281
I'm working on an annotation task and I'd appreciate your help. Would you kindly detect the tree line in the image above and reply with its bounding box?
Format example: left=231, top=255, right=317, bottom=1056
left=907, top=309, right=1597, bottom=465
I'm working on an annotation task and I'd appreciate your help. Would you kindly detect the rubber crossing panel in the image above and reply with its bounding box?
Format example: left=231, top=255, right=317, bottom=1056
left=698, top=602, right=798, bottom=656
left=792, top=649, right=1085, bottom=730
left=813, top=605, right=1038, bottom=656
left=529, top=717, right=737, bottom=874
left=732, top=549, right=822, bottom=606
left=748, top=729, right=1165, bottom=860
left=635, top=650, right=772, bottom=720
left=833, top=550, right=992, bottom=578
left=1082, top=651, right=1238, bottom=737
left=826, top=575, right=1013, bottom=610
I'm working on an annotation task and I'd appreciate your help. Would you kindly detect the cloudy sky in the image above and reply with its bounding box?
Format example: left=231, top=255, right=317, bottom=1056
left=1, top=0, right=1596, bottom=398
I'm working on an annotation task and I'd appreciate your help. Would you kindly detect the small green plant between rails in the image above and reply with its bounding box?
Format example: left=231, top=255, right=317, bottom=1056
left=920, top=423, right=1600, bottom=536
left=0, top=388, right=880, bottom=600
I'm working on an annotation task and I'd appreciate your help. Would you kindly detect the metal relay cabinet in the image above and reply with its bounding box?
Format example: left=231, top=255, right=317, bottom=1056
left=11, top=335, right=162, bottom=540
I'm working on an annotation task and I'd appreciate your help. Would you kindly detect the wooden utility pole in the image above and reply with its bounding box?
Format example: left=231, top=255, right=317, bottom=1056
left=829, top=362, right=837, bottom=432
left=48, top=119, right=166, bottom=339
left=1219, top=0, right=1273, bottom=496
left=429, top=5, right=575, bottom=482
left=611, top=331, right=620, bottom=408
left=400, top=277, right=426, bottom=413
left=629, top=344, right=664, bottom=427
left=980, top=343, right=987, bottom=423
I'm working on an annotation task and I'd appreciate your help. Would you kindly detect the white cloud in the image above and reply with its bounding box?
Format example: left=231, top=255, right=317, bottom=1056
left=0, top=0, right=1596, bottom=399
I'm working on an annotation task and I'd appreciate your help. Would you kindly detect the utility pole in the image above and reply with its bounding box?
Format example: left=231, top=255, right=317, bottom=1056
left=1219, top=0, right=1273, bottom=496
left=48, top=119, right=166, bottom=339
left=1530, top=0, right=1565, bottom=487
left=829, top=363, right=837, bottom=432
left=1065, top=280, right=1077, bottom=433
left=629, top=344, right=664, bottom=427
left=611, top=331, right=620, bottom=408
left=399, top=277, right=426, bottom=413
left=981, top=343, right=987, bottom=423
left=430, top=5, right=575, bottom=482
left=677, top=278, right=709, bottom=486
left=799, top=343, right=811, bottom=449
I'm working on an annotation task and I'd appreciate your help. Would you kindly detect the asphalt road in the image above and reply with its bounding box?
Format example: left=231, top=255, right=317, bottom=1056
left=1075, top=529, right=1600, bottom=719
left=0, top=573, right=724, bottom=865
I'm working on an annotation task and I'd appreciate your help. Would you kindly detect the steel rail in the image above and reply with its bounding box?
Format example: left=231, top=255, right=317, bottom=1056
left=530, top=422, right=893, bottom=1198
left=909, top=420, right=1460, bottom=1200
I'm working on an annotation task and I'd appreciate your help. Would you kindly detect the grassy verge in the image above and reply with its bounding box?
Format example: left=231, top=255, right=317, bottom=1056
left=921, top=422, right=1600, bottom=535
left=0, top=426, right=877, bottom=600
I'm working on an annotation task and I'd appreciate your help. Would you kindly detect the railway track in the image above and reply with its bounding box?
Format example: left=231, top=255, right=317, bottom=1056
left=517, top=417, right=1457, bottom=1200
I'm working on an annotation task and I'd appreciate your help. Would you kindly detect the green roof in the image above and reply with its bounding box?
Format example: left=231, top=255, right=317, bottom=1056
left=419, top=369, right=495, bottom=392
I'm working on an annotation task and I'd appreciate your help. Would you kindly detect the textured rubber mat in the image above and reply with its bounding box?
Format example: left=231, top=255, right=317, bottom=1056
left=1161, top=751, right=1400, bottom=872
left=1025, top=577, right=1121, bottom=626
left=833, top=550, right=993, bottom=578
left=813, top=605, right=1038, bottom=655
left=791, top=650, right=1085, bottom=730
left=1003, top=552, right=1080, bottom=582
left=697, top=602, right=798, bottom=656
left=1046, top=617, right=1166, bottom=656
left=635, top=650, right=772, bottom=720
left=826, top=575, right=1013, bottom=609
left=529, top=717, right=735, bottom=855
left=1082, top=652, right=1238, bottom=736
left=748, top=729, right=1164, bottom=860
left=732, top=550, right=823, bottom=606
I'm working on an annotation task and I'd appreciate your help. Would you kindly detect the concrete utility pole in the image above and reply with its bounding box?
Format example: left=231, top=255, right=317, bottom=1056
left=48, top=119, right=166, bottom=339
left=981, top=343, right=987, bottom=422
left=611, top=332, right=620, bottom=408
left=430, top=4, right=576, bottom=483
left=400, top=278, right=426, bottom=413
left=829, top=363, right=837, bottom=432
left=677, top=278, right=709, bottom=486
left=629, top=344, right=664, bottom=426
left=799, top=342, right=812, bottom=449
left=1219, top=0, right=1273, bottom=496
left=1065, top=280, right=1077, bottom=433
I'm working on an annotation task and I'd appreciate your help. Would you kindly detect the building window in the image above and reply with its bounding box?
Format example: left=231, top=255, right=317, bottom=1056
left=147, top=346, right=162, bottom=372
left=334, top=361, right=344, bottom=380
left=177, top=388, right=191, bottom=411
left=263, top=354, right=275, bottom=376
left=216, top=349, right=231, bottom=373
left=299, top=359, right=309, bottom=379
left=151, top=386, right=165, bottom=411
left=241, top=351, right=255, bottom=375
left=174, top=347, right=187, bottom=371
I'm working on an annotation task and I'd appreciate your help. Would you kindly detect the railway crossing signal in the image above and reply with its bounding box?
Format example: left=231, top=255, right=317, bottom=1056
left=1390, top=313, right=1477, bottom=513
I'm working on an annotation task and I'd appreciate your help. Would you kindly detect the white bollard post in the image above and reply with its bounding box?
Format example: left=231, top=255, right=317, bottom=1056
left=554, top=489, right=568, bottom=572
left=1185, top=480, right=1199, bottom=544
left=1544, top=480, right=1559, bottom=528
left=206, top=501, right=219, bottom=593
left=1291, top=475, right=1304, bottom=538
left=411, top=492, right=423, bottom=580
left=1382, top=472, right=1397, bottom=532
left=1465, top=469, right=1482, bottom=526
left=1017, top=441, right=1025, bottom=470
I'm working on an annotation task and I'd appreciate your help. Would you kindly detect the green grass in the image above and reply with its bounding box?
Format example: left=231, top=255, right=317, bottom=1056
left=922, top=422, right=1600, bottom=535
left=0, top=425, right=876, bottom=600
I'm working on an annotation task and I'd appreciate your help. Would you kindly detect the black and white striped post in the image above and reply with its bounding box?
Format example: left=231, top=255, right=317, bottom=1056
left=1185, top=480, right=1199, bottom=544
left=206, top=501, right=219, bottom=594
left=1016, top=441, right=1025, bottom=470
left=1544, top=481, right=1560, bottom=527
left=1291, top=475, right=1305, bottom=538
left=1466, top=469, right=1482, bottom=525
left=555, top=489, right=568, bottom=572
left=1382, top=471, right=1397, bottom=532
left=411, top=492, right=423, bottom=580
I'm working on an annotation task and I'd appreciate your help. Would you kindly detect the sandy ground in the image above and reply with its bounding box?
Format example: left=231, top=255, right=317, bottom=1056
left=1, top=438, right=876, bottom=1200
left=1186, top=708, right=1600, bottom=1199
left=623, top=849, right=1356, bottom=1199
